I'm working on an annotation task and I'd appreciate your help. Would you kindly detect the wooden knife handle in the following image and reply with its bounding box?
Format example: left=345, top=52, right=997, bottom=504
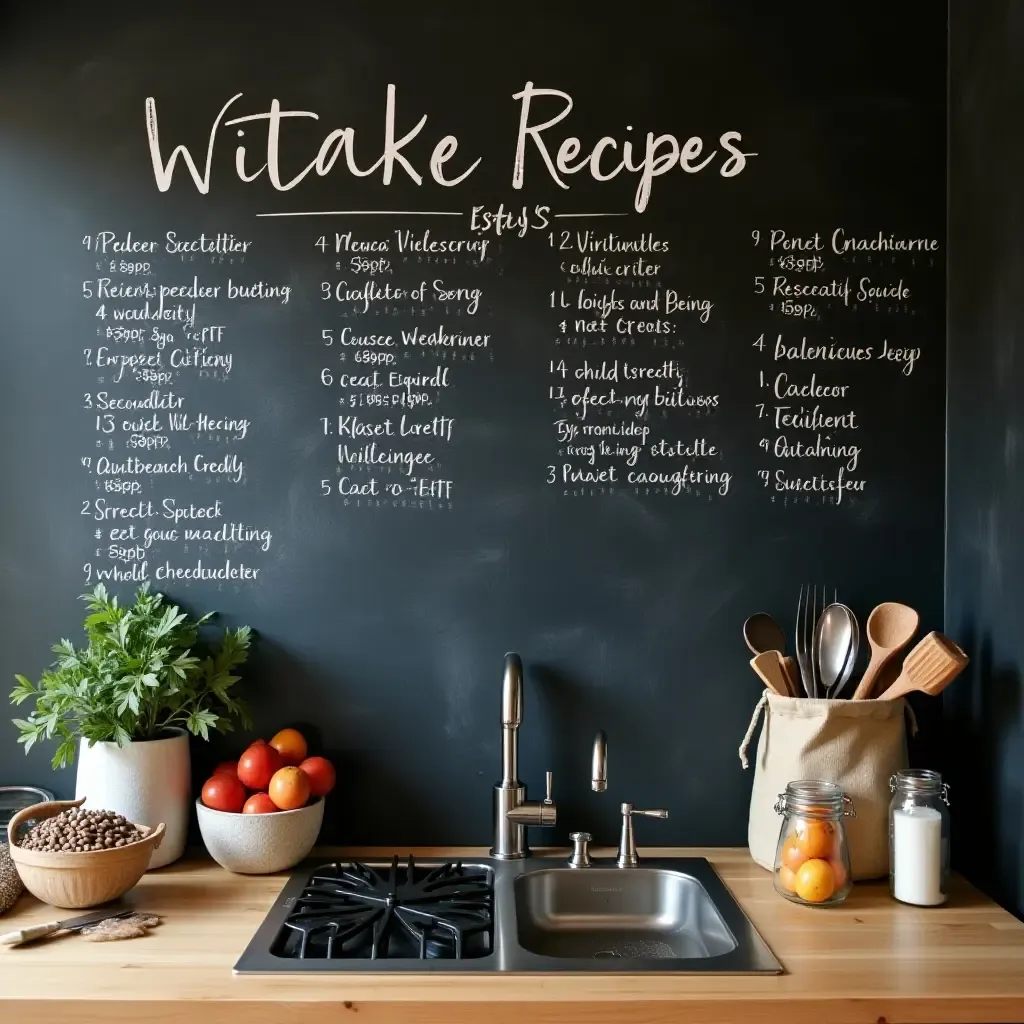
left=0, top=921, right=60, bottom=946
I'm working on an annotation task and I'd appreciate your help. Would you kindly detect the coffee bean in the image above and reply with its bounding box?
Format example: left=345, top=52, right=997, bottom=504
left=18, top=808, right=145, bottom=853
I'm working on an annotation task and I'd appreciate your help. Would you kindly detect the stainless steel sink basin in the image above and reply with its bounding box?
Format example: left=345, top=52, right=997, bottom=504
left=514, top=866, right=737, bottom=959
left=234, top=855, right=781, bottom=974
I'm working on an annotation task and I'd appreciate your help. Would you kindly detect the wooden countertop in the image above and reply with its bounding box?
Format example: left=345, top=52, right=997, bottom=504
left=2, top=846, right=1023, bottom=1024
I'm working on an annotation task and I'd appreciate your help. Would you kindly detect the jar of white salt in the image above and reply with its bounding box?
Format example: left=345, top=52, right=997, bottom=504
left=889, top=769, right=950, bottom=906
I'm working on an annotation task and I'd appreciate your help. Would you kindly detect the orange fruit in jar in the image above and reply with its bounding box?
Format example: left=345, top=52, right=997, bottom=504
left=269, top=728, right=308, bottom=766
left=829, top=857, right=849, bottom=890
left=780, top=835, right=808, bottom=873
left=268, top=766, right=311, bottom=810
left=794, top=818, right=836, bottom=860
left=777, top=865, right=798, bottom=893
left=795, top=859, right=836, bottom=903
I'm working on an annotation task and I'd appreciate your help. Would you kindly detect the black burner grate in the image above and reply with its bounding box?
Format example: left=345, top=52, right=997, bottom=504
left=272, top=856, right=494, bottom=960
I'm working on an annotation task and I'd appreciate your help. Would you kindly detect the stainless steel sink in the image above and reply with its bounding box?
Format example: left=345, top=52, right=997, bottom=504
left=514, top=866, right=738, bottom=960
left=234, top=855, right=782, bottom=974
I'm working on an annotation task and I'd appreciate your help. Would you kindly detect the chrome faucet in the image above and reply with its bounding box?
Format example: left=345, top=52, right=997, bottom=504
left=591, top=729, right=608, bottom=792
left=567, top=730, right=608, bottom=868
left=616, top=802, right=669, bottom=868
left=490, top=652, right=556, bottom=859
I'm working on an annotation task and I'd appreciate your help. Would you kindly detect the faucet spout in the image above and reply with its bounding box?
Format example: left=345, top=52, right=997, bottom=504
left=500, top=652, right=522, bottom=786
left=491, top=651, right=556, bottom=859
left=591, top=730, right=608, bottom=792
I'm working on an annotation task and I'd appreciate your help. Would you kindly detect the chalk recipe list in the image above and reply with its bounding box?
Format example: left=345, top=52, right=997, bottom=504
left=76, top=80, right=940, bottom=588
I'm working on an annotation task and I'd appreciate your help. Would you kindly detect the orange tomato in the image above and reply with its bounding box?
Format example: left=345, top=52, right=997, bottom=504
left=299, top=756, right=336, bottom=797
left=268, top=766, right=311, bottom=810
left=242, top=793, right=279, bottom=814
left=795, top=859, right=835, bottom=903
left=794, top=818, right=836, bottom=860
left=777, top=865, right=798, bottom=893
left=780, top=836, right=808, bottom=873
left=201, top=773, right=246, bottom=813
left=269, top=728, right=308, bottom=767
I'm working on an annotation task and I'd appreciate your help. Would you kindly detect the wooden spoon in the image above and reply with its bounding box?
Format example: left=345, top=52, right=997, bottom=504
left=743, top=613, right=786, bottom=657
left=780, top=656, right=801, bottom=696
left=877, top=632, right=969, bottom=701
left=750, top=651, right=793, bottom=697
left=851, top=602, right=920, bottom=700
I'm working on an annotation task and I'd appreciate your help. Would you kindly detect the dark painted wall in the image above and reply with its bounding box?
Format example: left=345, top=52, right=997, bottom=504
left=947, top=0, right=1024, bottom=920
left=0, top=2, right=947, bottom=847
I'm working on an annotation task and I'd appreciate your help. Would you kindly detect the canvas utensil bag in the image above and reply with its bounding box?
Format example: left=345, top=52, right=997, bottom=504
left=739, top=692, right=915, bottom=880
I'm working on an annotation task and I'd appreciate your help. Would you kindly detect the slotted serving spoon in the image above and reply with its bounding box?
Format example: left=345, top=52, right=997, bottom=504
left=877, top=632, right=969, bottom=701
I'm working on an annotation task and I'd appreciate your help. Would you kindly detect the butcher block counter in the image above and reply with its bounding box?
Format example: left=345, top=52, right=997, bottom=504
left=2, top=847, right=1023, bottom=1024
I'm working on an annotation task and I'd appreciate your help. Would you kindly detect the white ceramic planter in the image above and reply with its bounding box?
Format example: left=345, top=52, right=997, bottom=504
left=74, top=727, right=190, bottom=869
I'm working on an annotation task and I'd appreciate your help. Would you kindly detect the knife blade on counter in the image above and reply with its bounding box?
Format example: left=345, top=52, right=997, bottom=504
left=0, top=906, right=133, bottom=947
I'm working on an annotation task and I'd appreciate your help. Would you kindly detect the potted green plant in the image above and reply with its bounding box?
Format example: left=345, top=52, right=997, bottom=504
left=10, top=584, right=252, bottom=868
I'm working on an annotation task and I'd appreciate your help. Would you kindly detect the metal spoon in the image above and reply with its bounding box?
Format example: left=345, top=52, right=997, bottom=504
left=832, top=604, right=860, bottom=698
left=743, top=613, right=786, bottom=656
left=817, top=604, right=858, bottom=698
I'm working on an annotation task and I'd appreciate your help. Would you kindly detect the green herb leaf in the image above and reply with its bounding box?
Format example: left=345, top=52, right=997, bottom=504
left=10, top=587, right=252, bottom=758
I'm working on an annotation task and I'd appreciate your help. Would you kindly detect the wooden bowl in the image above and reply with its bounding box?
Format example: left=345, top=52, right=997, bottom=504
left=6, top=797, right=165, bottom=909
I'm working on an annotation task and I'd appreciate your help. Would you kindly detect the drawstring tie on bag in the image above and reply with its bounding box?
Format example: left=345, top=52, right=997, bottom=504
left=738, top=692, right=768, bottom=770
left=738, top=693, right=918, bottom=771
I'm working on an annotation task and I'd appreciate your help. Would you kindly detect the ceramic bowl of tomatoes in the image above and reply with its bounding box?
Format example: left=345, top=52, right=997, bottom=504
left=196, top=794, right=324, bottom=875
left=195, top=728, right=336, bottom=874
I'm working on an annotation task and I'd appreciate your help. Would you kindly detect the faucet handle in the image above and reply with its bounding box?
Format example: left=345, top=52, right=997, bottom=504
left=616, top=802, right=668, bottom=868
left=544, top=770, right=554, bottom=805
left=568, top=831, right=592, bottom=868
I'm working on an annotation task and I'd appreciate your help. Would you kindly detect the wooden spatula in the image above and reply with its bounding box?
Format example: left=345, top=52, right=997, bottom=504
left=750, top=651, right=793, bottom=697
left=877, top=632, right=969, bottom=701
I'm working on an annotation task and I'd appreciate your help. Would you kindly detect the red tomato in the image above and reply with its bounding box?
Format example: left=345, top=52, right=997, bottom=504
left=201, top=773, right=246, bottom=813
left=242, top=793, right=279, bottom=815
left=237, top=741, right=283, bottom=791
left=299, top=756, right=336, bottom=797
left=213, top=760, right=238, bottom=778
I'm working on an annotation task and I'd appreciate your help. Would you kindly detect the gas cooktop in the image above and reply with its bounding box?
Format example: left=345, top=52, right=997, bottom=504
left=276, top=857, right=493, bottom=960
left=236, top=856, right=497, bottom=972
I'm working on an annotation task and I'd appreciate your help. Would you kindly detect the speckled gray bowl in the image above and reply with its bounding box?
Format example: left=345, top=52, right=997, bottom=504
left=196, top=796, right=324, bottom=874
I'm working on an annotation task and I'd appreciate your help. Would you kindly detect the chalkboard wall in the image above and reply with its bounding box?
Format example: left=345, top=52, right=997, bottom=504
left=947, top=0, right=1024, bottom=920
left=0, top=1, right=946, bottom=846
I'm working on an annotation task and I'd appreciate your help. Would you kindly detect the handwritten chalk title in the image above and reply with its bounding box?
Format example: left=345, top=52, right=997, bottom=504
left=145, top=83, right=756, bottom=214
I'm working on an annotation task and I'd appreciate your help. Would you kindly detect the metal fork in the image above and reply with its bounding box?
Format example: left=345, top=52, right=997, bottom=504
left=795, top=584, right=813, bottom=697
left=796, top=584, right=836, bottom=698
